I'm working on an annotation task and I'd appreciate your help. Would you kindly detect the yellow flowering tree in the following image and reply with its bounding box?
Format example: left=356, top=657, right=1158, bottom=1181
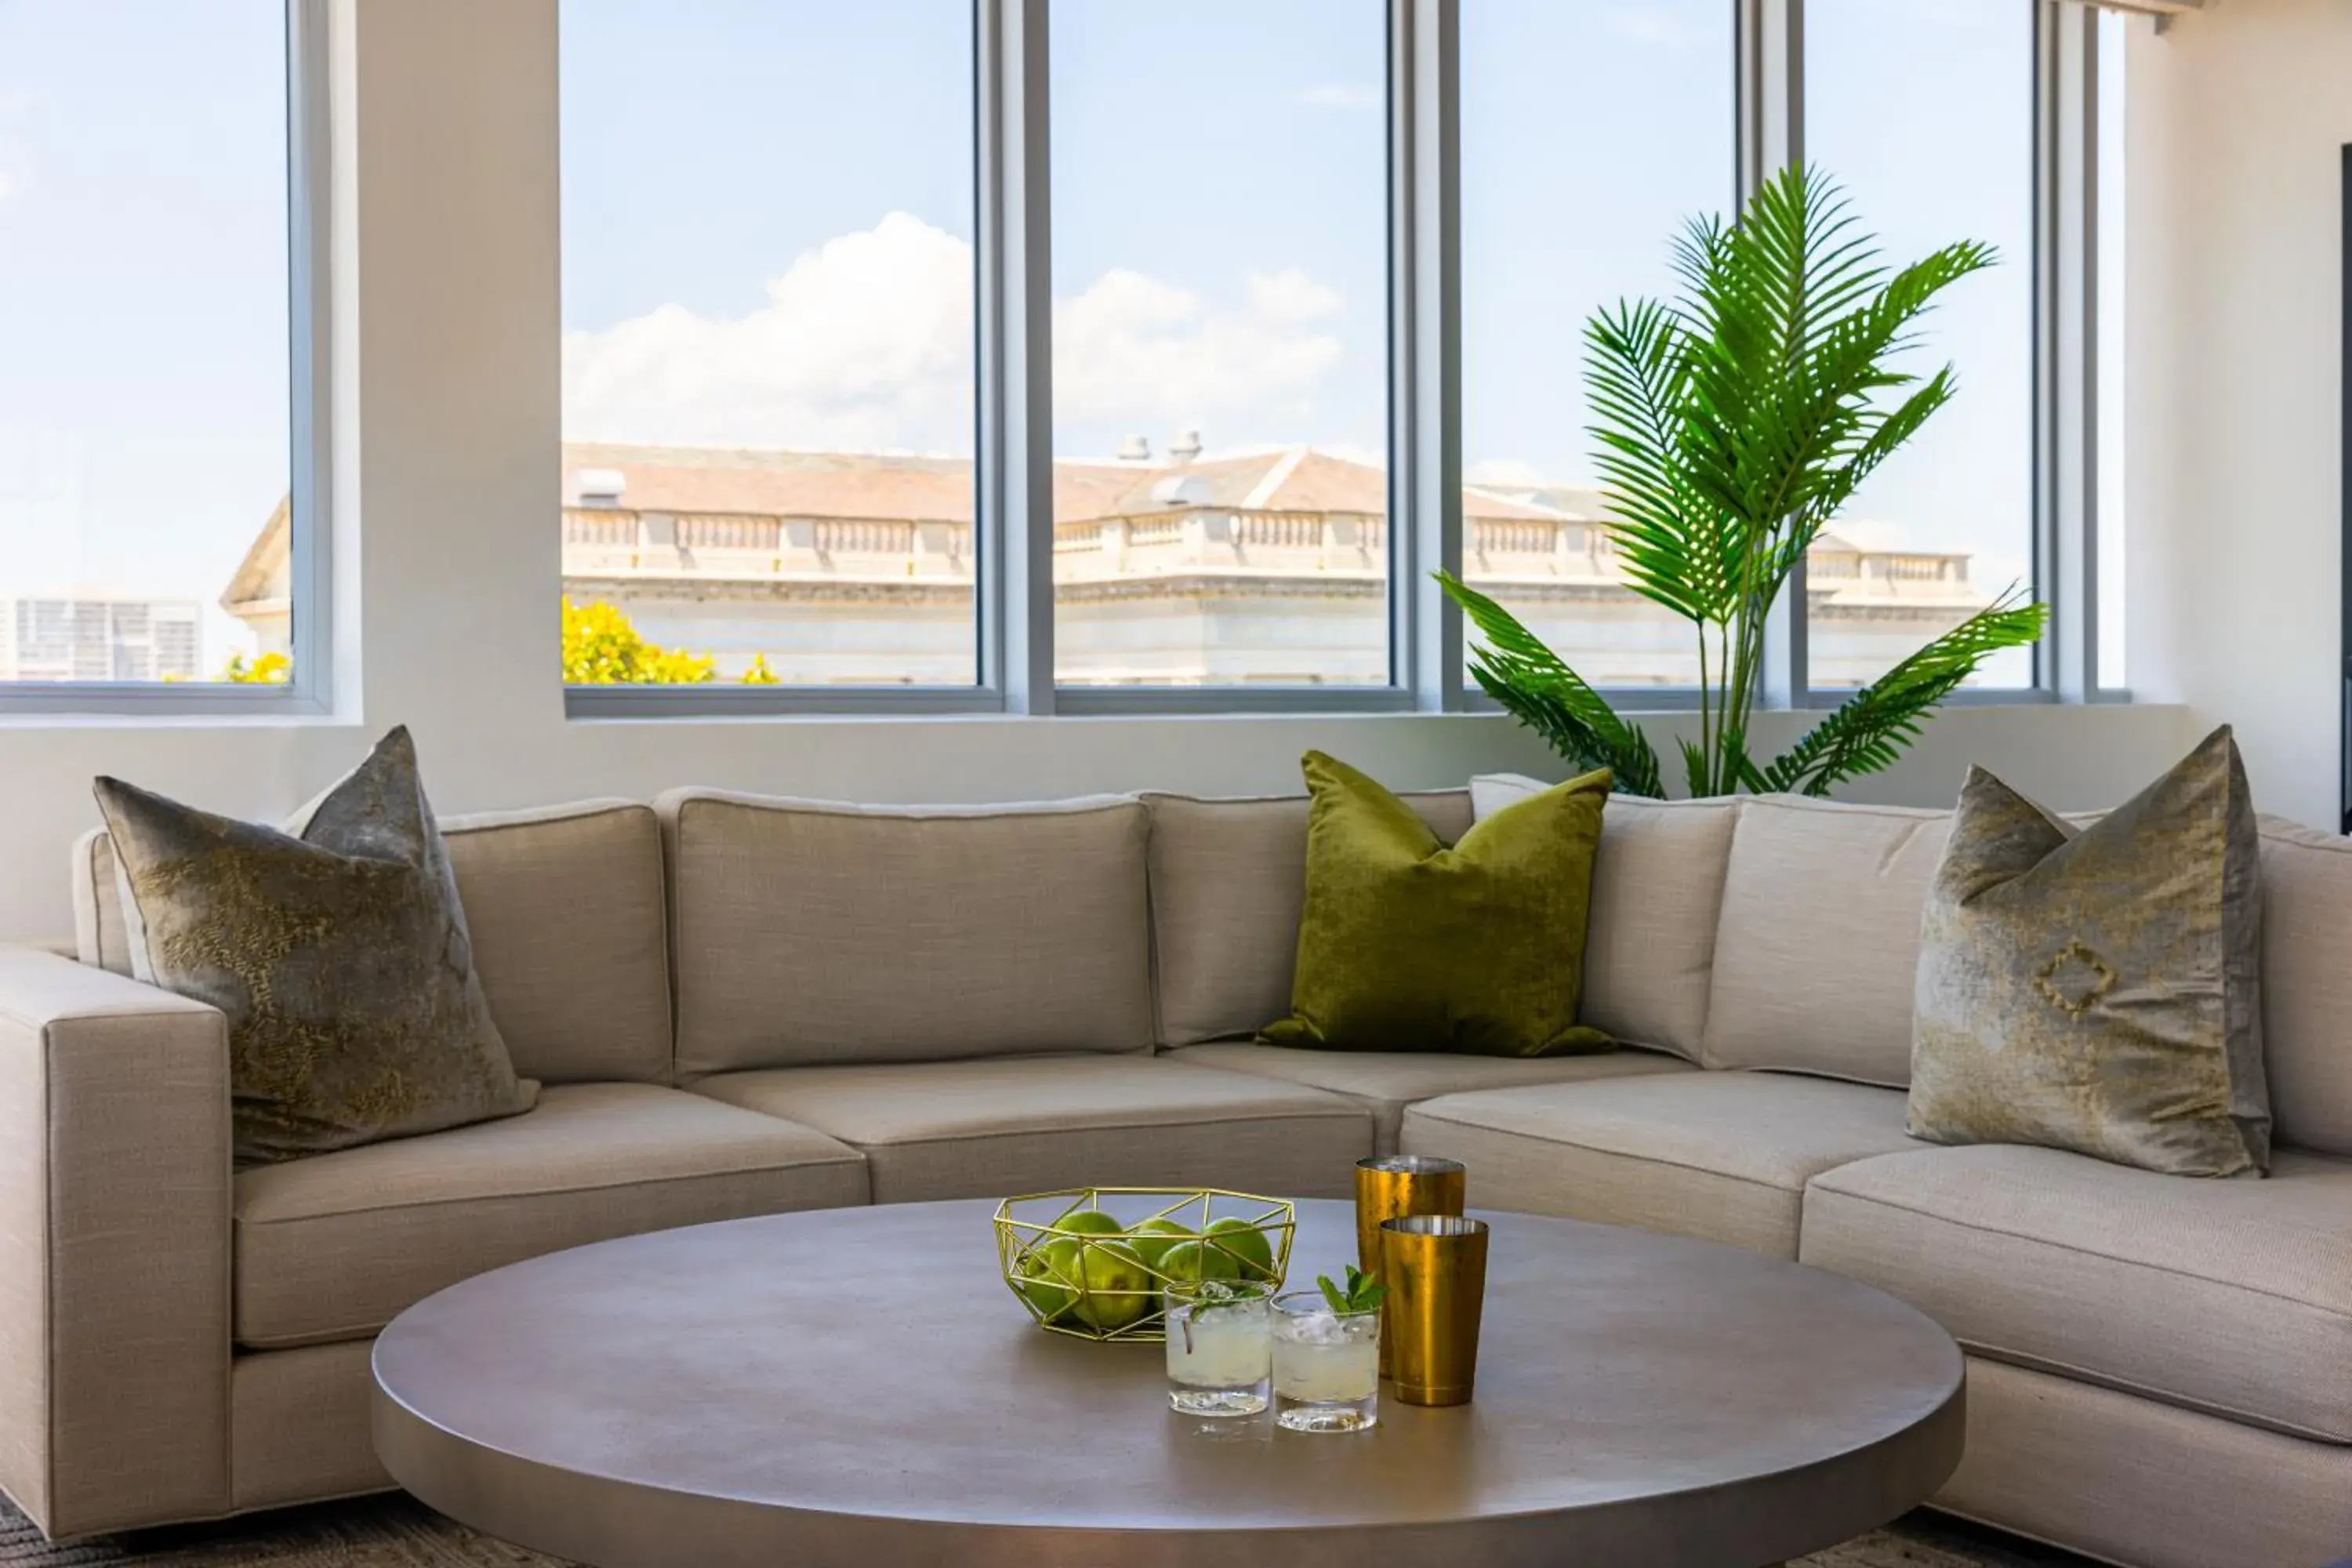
left=219, top=651, right=292, bottom=684
left=561, top=599, right=779, bottom=685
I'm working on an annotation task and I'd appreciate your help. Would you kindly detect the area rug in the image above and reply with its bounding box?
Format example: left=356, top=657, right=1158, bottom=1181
left=2, top=1494, right=2091, bottom=1566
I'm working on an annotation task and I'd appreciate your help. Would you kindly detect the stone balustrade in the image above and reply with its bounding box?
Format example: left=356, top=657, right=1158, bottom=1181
left=562, top=504, right=1978, bottom=607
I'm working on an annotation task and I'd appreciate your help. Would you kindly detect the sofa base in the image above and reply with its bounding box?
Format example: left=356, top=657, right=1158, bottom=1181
left=1939, top=1356, right=2352, bottom=1568
left=31, top=1310, right=2352, bottom=1566
left=232, top=1341, right=392, bottom=1514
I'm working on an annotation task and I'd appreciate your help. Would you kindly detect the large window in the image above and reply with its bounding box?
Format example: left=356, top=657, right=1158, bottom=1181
left=1048, top=1, right=1391, bottom=688
left=1806, top=0, right=2037, bottom=691
left=0, top=1, right=310, bottom=692
left=555, top=1, right=2122, bottom=719
left=1459, top=0, right=1735, bottom=688
left=558, top=1, right=978, bottom=688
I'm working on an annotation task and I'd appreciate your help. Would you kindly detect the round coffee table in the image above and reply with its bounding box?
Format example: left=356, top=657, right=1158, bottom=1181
left=372, top=1200, right=1962, bottom=1568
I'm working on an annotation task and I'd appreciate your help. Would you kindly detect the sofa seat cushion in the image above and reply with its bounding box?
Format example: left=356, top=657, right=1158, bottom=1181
left=1399, top=1072, right=1915, bottom=1258
left=690, top=1055, right=1374, bottom=1203
left=1167, top=1042, right=1694, bottom=1155
left=232, top=1083, right=867, bottom=1350
left=1802, top=1142, right=2352, bottom=1444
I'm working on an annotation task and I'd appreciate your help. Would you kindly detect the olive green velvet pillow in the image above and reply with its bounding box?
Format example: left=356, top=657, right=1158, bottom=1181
left=1261, top=752, right=1613, bottom=1057
left=1908, top=725, right=2270, bottom=1178
left=95, top=726, right=538, bottom=1166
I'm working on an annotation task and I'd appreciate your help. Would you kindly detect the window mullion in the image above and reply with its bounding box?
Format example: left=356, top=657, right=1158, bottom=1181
left=976, top=0, right=1054, bottom=713
left=1395, top=0, right=1461, bottom=710
left=287, top=0, right=334, bottom=712
left=2039, top=0, right=2100, bottom=701
left=1741, top=0, right=1808, bottom=707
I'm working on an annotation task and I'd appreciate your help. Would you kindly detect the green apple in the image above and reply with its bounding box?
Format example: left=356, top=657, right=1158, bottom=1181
left=1127, top=1217, right=1194, bottom=1272
left=1054, top=1207, right=1125, bottom=1238
left=1157, top=1237, right=1243, bottom=1287
left=1016, top=1236, right=1083, bottom=1324
left=1070, top=1240, right=1155, bottom=1332
left=1203, top=1218, right=1278, bottom=1281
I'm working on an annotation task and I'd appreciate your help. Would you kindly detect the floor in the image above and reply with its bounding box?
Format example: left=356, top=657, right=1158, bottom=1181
left=0, top=1494, right=2097, bottom=1566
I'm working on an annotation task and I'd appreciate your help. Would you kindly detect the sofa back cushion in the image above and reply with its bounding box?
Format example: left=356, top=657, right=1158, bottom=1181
left=1142, top=789, right=1472, bottom=1047
left=660, top=789, right=1154, bottom=1075
left=1470, top=777, right=1737, bottom=1061
left=74, top=799, right=673, bottom=1086
left=2252, top=816, right=2352, bottom=1156
left=1700, top=795, right=1954, bottom=1086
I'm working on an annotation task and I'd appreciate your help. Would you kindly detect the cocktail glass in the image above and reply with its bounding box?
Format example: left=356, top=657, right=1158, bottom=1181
left=1271, top=1291, right=1380, bottom=1433
left=1165, top=1280, right=1272, bottom=1417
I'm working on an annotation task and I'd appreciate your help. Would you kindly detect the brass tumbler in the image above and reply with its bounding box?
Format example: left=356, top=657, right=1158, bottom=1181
left=1378, top=1214, right=1489, bottom=1407
left=1354, top=1155, right=1466, bottom=1377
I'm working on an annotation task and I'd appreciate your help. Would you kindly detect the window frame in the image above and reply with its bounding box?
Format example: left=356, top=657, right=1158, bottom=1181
left=567, top=0, right=2124, bottom=720
left=0, top=0, right=334, bottom=718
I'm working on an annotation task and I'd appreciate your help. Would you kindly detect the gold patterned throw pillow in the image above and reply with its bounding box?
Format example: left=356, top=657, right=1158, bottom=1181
left=94, top=727, right=537, bottom=1165
left=1907, top=725, right=2269, bottom=1177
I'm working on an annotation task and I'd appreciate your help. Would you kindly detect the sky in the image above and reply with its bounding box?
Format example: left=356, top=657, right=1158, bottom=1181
left=0, top=1, right=290, bottom=670
left=0, top=0, right=2063, bottom=681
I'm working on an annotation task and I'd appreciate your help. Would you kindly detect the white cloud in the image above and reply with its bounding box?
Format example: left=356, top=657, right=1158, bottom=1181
left=562, top=212, right=976, bottom=452
left=1054, top=267, right=1347, bottom=434
left=1295, top=83, right=1381, bottom=111
left=564, top=212, right=1359, bottom=454
left=1465, top=457, right=1549, bottom=488
left=1243, top=268, right=1345, bottom=327
left=0, top=169, right=16, bottom=205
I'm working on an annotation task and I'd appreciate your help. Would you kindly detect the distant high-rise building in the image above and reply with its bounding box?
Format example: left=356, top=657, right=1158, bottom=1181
left=0, top=593, right=203, bottom=683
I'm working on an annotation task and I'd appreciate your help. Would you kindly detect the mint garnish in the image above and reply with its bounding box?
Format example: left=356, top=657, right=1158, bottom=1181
left=1316, top=1264, right=1386, bottom=1316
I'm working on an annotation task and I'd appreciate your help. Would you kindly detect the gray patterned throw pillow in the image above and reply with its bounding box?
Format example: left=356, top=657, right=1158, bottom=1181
left=94, top=726, right=537, bottom=1165
left=1907, top=725, right=2269, bottom=1178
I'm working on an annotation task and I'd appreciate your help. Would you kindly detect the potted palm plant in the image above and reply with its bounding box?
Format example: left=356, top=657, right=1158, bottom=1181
left=1441, top=165, right=2047, bottom=800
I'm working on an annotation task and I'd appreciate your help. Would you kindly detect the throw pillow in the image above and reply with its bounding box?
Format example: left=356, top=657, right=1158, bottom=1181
left=1261, top=751, right=1613, bottom=1057
left=95, top=726, right=538, bottom=1165
left=1907, top=724, right=2269, bottom=1177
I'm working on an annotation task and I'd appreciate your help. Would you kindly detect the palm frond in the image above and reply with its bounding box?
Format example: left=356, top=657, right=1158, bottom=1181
left=1759, top=591, right=2050, bottom=797
left=1439, top=572, right=1665, bottom=799
left=1584, top=298, right=1733, bottom=624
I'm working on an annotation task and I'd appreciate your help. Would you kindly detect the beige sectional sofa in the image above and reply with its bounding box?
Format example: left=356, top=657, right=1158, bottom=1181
left=2, top=783, right=2347, bottom=1567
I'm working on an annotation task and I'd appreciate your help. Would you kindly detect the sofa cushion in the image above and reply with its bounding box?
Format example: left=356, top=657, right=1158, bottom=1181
left=434, top=800, right=674, bottom=1085
left=1399, top=1071, right=1915, bottom=1258
left=1802, top=1142, right=2352, bottom=1445
left=660, top=791, right=1154, bottom=1076
left=1263, top=753, right=1613, bottom=1058
left=231, top=1083, right=866, bottom=1350
left=1166, top=1041, right=1694, bottom=1155
left=1700, top=795, right=1953, bottom=1085
left=1909, top=734, right=2270, bottom=1178
left=76, top=797, right=675, bottom=1087
left=2256, top=815, right=2352, bottom=1156
left=1472, top=777, right=1737, bottom=1059
left=94, top=728, right=538, bottom=1164
left=690, top=1054, right=1374, bottom=1203
left=1141, top=789, right=1472, bottom=1047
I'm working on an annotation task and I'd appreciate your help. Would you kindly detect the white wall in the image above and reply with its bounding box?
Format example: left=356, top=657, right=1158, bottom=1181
left=0, top=0, right=2194, bottom=946
left=2127, top=0, right=2352, bottom=829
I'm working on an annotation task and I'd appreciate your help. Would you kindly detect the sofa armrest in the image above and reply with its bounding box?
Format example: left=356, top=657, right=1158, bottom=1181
left=0, top=946, right=230, bottom=1537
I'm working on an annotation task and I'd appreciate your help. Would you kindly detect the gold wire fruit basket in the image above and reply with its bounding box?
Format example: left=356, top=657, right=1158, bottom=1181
left=994, top=1187, right=1298, bottom=1343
